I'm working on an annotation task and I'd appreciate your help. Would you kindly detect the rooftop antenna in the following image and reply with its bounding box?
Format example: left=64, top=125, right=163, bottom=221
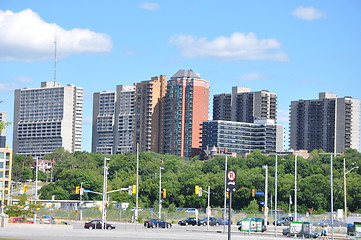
left=53, top=37, right=57, bottom=86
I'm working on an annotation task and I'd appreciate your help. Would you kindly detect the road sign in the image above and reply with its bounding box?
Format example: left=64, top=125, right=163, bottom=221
left=255, top=192, right=264, bottom=195
left=259, top=202, right=265, bottom=205
left=83, top=190, right=90, bottom=193
left=226, top=169, right=237, bottom=192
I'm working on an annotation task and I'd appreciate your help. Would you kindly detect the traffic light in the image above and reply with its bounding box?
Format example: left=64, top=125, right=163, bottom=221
left=75, top=186, right=80, bottom=194
left=198, top=187, right=202, bottom=196
left=132, top=184, right=137, bottom=194
left=261, top=206, right=264, bottom=212
left=162, top=188, right=166, bottom=198
left=128, top=186, right=132, bottom=195
left=105, top=202, right=109, bottom=208
left=195, top=185, right=200, bottom=195
left=226, top=192, right=230, bottom=198
left=23, top=185, right=28, bottom=193
left=251, top=188, right=255, bottom=197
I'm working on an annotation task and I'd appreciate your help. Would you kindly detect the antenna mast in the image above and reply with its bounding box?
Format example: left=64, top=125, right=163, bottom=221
left=54, top=38, right=57, bottom=86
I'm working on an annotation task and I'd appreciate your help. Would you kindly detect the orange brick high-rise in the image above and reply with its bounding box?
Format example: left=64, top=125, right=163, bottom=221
left=161, top=70, right=209, bottom=158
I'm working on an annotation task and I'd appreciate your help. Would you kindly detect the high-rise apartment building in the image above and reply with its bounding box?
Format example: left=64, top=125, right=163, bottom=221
left=135, top=75, right=167, bottom=153
left=0, top=147, right=12, bottom=208
left=161, top=69, right=209, bottom=158
left=13, top=82, right=83, bottom=159
left=213, top=87, right=277, bottom=123
left=289, top=92, right=360, bottom=153
left=201, top=119, right=284, bottom=154
left=92, top=85, right=135, bottom=155
left=0, top=111, right=7, bottom=148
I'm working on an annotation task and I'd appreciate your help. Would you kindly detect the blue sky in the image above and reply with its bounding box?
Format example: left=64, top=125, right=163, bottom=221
left=1, top=0, right=360, bottom=152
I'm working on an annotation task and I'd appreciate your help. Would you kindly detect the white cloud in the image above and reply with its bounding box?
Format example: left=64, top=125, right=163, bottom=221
left=0, top=76, right=33, bottom=92
left=13, top=76, right=33, bottom=83
left=0, top=9, right=112, bottom=62
left=169, top=32, right=288, bottom=61
left=238, top=73, right=268, bottom=81
left=0, top=83, right=18, bottom=93
left=139, top=2, right=160, bottom=11
left=292, top=7, right=326, bottom=21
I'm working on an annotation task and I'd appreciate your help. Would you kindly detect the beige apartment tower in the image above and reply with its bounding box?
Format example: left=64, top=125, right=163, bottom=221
left=289, top=92, right=360, bottom=153
left=13, top=82, right=83, bottom=159
left=134, top=75, right=167, bottom=153
left=92, top=85, right=136, bottom=155
left=0, top=147, right=12, bottom=209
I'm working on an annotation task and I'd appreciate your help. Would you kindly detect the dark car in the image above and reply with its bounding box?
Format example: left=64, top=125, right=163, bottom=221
left=198, top=217, right=220, bottom=226
left=282, top=227, right=319, bottom=238
left=312, top=219, right=347, bottom=227
left=84, top=220, right=115, bottom=229
left=218, top=218, right=233, bottom=225
left=273, top=217, right=294, bottom=226
left=144, top=219, right=172, bottom=228
left=178, top=217, right=198, bottom=226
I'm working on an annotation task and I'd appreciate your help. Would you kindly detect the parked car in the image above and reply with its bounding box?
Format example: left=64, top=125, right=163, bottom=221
left=39, top=216, right=55, bottom=224
left=282, top=227, right=319, bottom=238
left=9, top=217, right=34, bottom=224
left=218, top=218, right=233, bottom=225
left=312, top=219, right=347, bottom=227
left=84, top=220, right=115, bottom=229
left=273, top=217, right=294, bottom=226
left=198, top=217, right=220, bottom=226
left=143, top=219, right=172, bottom=228
left=178, top=217, right=198, bottom=226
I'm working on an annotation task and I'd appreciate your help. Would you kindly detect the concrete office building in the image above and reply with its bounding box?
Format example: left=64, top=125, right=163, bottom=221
left=161, top=69, right=209, bottom=158
left=289, top=92, right=360, bottom=153
left=0, top=147, right=12, bottom=209
left=201, top=119, right=284, bottom=154
left=92, top=85, right=135, bottom=155
left=134, top=75, right=167, bottom=153
left=213, top=87, right=277, bottom=123
left=0, top=112, right=6, bottom=148
left=13, top=82, right=83, bottom=159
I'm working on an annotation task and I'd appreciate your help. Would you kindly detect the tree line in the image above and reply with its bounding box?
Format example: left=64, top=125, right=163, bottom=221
left=11, top=148, right=361, bottom=214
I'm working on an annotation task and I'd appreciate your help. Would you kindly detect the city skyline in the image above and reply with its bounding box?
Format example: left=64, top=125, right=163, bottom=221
left=1, top=1, right=360, bottom=152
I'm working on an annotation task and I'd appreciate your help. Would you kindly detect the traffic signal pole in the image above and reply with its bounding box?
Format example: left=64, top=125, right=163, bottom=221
left=228, top=191, right=232, bottom=240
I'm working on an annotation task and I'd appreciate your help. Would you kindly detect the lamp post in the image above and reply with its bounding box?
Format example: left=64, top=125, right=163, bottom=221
left=262, top=165, right=268, bottom=224
left=320, top=152, right=341, bottom=240
left=343, top=158, right=358, bottom=221
left=223, top=154, right=228, bottom=234
left=135, top=143, right=139, bottom=223
left=294, top=154, right=298, bottom=222
left=159, top=167, right=164, bottom=219
left=79, top=182, right=85, bottom=221
left=33, top=156, right=39, bottom=224
left=102, top=157, right=110, bottom=229
left=273, top=153, right=287, bottom=238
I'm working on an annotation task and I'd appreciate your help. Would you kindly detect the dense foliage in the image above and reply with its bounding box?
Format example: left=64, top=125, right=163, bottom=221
left=12, top=148, right=361, bottom=213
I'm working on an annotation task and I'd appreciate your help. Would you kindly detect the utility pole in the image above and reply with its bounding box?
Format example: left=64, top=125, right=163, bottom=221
left=343, top=158, right=358, bottom=221
left=135, top=143, right=139, bottom=222
left=263, top=165, right=268, bottom=224
left=294, top=154, right=297, bottom=222
left=159, top=167, right=164, bottom=219
left=102, top=157, right=110, bottom=229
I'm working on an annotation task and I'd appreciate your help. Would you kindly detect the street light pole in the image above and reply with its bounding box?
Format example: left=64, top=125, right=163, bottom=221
left=343, top=158, right=358, bottom=221
left=159, top=167, right=164, bottom=219
left=223, top=154, right=228, bottom=234
left=273, top=153, right=287, bottom=238
left=34, top=156, right=39, bottom=224
left=135, top=143, right=139, bottom=222
left=263, top=165, right=268, bottom=224
left=294, top=154, right=297, bottom=222
left=102, top=157, right=110, bottom=229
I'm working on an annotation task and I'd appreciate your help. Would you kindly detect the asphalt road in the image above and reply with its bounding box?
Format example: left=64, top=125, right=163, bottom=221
left=0, top=222, right=350, bottom=240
